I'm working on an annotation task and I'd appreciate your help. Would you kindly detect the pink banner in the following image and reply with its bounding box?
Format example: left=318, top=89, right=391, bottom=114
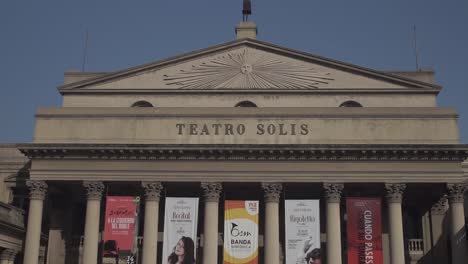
left=346, top=198, right=383, bottom=264
left=103, top=196, right=139, bottom=259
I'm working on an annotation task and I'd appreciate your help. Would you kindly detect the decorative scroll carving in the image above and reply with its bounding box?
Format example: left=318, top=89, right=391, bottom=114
left=447, top=183, right=468, bottom=204
left=163, top=48, right=333, bottom=89
left=431, top=195, right=448, bottom=215
left=201, top=182, right=222, bottom=202
left=323, top=183, right=344, bottom=203
left=26, top=180, right=47, bottom=200
left=83, top=181, right=105, bottom=201
left=141, top=182, right=163, bottom=202
left=262, top=183, right=283, bottom=203
left=385, top=183, right=406, bottom=203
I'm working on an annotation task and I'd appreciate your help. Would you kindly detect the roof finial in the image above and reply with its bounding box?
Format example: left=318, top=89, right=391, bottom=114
left=242, top=0, right=252, bottom=22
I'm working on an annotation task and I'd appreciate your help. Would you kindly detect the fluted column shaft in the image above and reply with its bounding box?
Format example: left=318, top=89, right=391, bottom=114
left=201, top=183, right=222, bottom=264
left=447, top=183, right=468, bottom=264
left=141, top=182, right=163, bottom=264
left=385, top=183, right=406, bottom=264
left=324, top=183, right=343, bottom=264
left=82, top=181, right=105, bottom=264
left=262, top=183, right=282, bottom=264
left=24, top=180, right=47, bottom=264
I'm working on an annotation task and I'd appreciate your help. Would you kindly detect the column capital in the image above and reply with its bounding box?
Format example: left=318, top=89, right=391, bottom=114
left=385, top=183, right=406, bottom=203
left=262, top=183, right=282, bottom=203
left=142, top=181, right=163, bottom=201
left=26, top=180, right=47, bottom=200
left=201, top=182, right=222, bottom=202
left=447, top=183, right=468, bottom=204
left=431, top=195, right=448, bottom=215
left=323, top=183, right=344, bottom=203
left=0, top=248, right=18, bottom=261
left=83, top=181, right=105, bottom=201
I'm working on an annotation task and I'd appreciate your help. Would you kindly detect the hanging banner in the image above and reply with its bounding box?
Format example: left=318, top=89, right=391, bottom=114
left=285, top=200, right=321, bottom=264
left=346, top=198, right=383, bottom=264
left=102, top=196, right=140, bottom=264
left=224, top=200, right=259, bottom=264
left=163, top=197, right=199, bottom=264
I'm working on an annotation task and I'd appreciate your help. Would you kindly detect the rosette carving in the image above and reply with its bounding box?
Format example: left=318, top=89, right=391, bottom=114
left=323, top=183, right=344, bottom=203
left=262, top=183, right=283, bottom=203
left=385, top=183, right=406, bottom=203
left=83, top=181, right=105, bottom=201
left=142, top=182, right=163, bottom=201
left=26, top=180, right=47, bottom=200
left=447, top=183, right=468, bottom=204
left=201, top=182, right=222, bottom=202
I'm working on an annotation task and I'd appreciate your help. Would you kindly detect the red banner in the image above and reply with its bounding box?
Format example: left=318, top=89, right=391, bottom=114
left=103, top=196, right=139, bottom=259
left=346, top=198, right=383, bottom=264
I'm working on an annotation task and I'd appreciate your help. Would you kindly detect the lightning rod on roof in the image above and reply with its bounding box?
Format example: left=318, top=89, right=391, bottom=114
left=81, top=28, right=89, bottom=72
left=413, top=25, right=420, bottom=71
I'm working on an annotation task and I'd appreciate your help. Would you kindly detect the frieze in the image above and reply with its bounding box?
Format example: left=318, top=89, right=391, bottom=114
left=19, top=144, right=468, bottom=162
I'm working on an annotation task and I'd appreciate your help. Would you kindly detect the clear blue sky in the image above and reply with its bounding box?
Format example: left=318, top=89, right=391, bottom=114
left=1, top=0, right=467, bottom=143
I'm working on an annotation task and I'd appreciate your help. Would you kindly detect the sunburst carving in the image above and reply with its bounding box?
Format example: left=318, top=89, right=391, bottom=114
left=163, top=48, right=333, bottom=89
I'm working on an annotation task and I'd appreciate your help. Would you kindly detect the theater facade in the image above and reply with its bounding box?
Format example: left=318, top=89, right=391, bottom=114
left=1, top=22, right=468, bottom=264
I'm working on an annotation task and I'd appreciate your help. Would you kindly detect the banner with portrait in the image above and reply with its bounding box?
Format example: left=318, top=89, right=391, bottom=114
left=162, top=197, right=199, bottom=264
left=224, top=200, right=259, bottom=264
left=285, top=200, right=321, bottom=264
left=102, top=196, right=140, bottom=264
left=346, top=198, right=383, bottom=264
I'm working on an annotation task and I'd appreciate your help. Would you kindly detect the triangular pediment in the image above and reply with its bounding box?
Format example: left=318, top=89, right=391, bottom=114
left=59, top=39, right=440, bottom=93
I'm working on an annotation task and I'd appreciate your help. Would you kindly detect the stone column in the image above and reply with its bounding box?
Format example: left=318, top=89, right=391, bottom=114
left=1, top=249, right=17, bottom=264
left=201, top=182, right=222, bottom=264
left=324, top=183, right=344, bottom=264
left=447, top=183, right=468, bottom=264
left=141, top=182, right=163, bottom=264
left=385, top=183, right=406, bottom=264
left=82, top=181, right=105, bottom=264
left=24, top=180, right=47, bottom=264
left=262, top=183, right=282, bottom=264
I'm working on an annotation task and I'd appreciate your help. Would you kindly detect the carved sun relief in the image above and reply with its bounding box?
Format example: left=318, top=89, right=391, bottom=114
left=163, top=48, right=333, bottom=89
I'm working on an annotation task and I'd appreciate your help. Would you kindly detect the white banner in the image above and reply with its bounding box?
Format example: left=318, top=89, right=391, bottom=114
left=285, top=200, right=321, bottom=264
left=163, top=197, right=199, bottom=264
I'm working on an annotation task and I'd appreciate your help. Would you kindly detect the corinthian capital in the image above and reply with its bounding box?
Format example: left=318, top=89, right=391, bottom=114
left=324, top=183, right=344, bottom=203
left=385, top=183, right=406, bottom=203
left=142, top=182, right=163, bottom=201
left=262, top=183, right=283, bottom=203
left=447, top=183, right=468, bottom=204
left=26, top=180, right=47, bottom=200
left=201, top=182, right=222, bottom=202
left=83, top=181, right=105, bottom=201
left=431, top=195, right=448, bottom=215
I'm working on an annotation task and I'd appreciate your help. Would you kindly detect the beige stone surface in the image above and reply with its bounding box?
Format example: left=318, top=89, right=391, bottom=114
left=33, top=107, right=459, bottom=144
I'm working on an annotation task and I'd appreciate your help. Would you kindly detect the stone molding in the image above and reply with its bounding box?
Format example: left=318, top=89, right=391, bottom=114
left=141, top=182, right=163, bottom=202
left=0, top=249, right=18, bottom=261
left=323, top=183, right=344, bottom=203
left=83, top=181, right=105, bottom=201
left=201, top=182, right=222, bottom=202
left=19, top=144, right=468, bottom=162
left=431, top=195, right=448, bottom=215
left=262, top=183, right=283, bottom=203
left=26, top=180, right=47, bottom=200
left=447, top=183, right=468, bottom=204
left=385, top=183, right=406, bottom=203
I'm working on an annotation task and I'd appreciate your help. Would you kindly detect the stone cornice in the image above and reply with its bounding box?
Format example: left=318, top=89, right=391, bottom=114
left=19, top=144, right=468, bottom=162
